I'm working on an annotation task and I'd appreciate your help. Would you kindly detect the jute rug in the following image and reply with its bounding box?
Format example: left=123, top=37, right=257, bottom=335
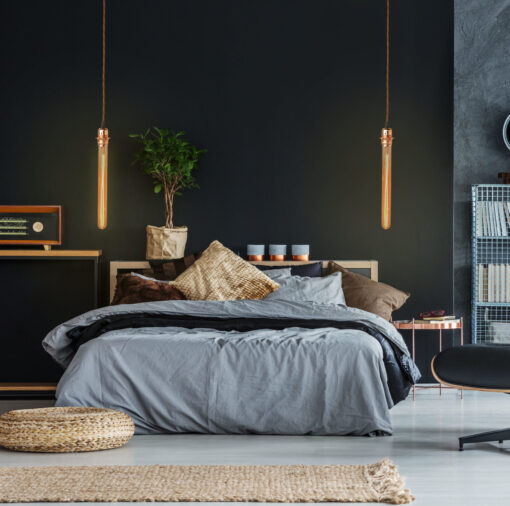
left=0, top=458, right=414, bottom=504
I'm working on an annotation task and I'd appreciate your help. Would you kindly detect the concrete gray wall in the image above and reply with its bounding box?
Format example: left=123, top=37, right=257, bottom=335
left=454, top=0, right=510, bottom=338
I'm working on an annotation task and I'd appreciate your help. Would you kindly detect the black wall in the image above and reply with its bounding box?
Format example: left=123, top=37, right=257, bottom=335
left=0, top=0, right=453, bottom=380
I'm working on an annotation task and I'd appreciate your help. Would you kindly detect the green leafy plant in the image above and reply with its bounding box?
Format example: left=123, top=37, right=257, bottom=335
left=130, top=127, right=206, bottom=228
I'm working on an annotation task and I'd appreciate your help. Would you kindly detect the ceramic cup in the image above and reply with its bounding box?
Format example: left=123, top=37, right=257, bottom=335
left=291, top=244, right=310, bottom=261
left=247, top=244, right=265, bottom=261
left=269, top=244, right=287, bottom=261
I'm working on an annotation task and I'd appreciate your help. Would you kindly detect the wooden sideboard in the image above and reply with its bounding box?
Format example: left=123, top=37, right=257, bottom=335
left=0, top=250, right=101, bottom=394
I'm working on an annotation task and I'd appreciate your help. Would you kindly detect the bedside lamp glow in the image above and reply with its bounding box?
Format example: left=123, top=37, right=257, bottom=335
left=381, top=127, right=393, bottom=230
left=97, top=128, right=109, bottom=230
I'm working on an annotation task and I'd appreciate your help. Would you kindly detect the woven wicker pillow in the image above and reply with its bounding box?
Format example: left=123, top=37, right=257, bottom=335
left=172, top=240, right=279, bottom=300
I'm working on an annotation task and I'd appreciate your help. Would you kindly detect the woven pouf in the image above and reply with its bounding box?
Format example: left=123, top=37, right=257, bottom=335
left=0, top=407, right=134, bottom=453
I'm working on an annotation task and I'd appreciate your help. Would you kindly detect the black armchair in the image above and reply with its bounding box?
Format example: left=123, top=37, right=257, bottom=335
left=432, top=344, right=510, bottom=451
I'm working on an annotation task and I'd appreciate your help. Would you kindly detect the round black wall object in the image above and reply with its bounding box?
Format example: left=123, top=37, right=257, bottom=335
left=504, top=114, right=510, bottom=151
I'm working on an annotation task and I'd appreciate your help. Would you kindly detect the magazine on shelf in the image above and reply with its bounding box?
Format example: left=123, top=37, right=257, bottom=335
left=482, top=201, right=486, bottom=236
left=506, top=266, right=510, bottom=303
left=477, top=201, right=510, bottom=237
left=490, top=201, right=496, bottom=235
left=501, top=202, right=508, bottom=236
left=476, top=202, right=482, bottom=236
left=505, top=203, right=510, bottom=236
left=490, top=202, right=494, bottom=235
left=487, top=201, right=493, bottom=236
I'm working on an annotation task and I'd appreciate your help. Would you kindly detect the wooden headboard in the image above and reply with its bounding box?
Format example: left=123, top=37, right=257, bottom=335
left=109, top=259, right=378, bottom=303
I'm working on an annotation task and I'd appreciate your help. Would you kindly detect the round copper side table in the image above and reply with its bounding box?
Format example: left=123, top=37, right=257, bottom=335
left=392, top=317, right=464, bottom=400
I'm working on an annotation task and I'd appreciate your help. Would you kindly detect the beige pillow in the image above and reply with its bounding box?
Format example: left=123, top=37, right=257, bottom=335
left=173, top=240, right=279, bottom=300
left=327, top=261, right=409, bottom=321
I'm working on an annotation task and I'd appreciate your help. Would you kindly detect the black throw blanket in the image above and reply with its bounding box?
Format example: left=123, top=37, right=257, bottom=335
left=67, top=313, right=421, bottom=405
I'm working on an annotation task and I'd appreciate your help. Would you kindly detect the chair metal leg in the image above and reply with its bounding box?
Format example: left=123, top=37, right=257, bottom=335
left=459, top=428, right=510, bottom=451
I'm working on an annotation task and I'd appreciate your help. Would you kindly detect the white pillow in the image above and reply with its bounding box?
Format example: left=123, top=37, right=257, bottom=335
left=264, top=272, right=346, bottom=305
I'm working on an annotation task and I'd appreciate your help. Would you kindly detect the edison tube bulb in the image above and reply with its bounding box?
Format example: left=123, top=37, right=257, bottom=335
left=380, top=128, right=393, bottom=230
left=97, top=128, right=109, bottom=230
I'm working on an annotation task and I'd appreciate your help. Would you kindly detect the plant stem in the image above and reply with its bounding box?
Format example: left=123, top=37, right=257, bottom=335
left=167, top=191, right=174, bottom=229
left=163, top=180, right=173, bottom=229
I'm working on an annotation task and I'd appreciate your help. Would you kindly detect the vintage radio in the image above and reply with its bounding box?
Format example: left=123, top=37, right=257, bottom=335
left=0, top=206, right=62, bottom=249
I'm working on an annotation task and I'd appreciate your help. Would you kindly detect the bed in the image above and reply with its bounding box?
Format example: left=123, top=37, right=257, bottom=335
left=42, top=258, right=419, bottom=436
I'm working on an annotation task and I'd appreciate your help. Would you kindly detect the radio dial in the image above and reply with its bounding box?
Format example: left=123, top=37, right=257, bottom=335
left=33, top=222, right=44, bottom=233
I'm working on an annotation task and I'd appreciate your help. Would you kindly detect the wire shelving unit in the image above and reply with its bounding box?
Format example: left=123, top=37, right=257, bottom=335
left=472, top=184, right=510, bottom=343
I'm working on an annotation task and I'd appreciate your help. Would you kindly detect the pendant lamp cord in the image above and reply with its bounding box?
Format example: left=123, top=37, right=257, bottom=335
left=385, top=0, right=390, bottom=128
left=101, top=0, right=106, bottom=128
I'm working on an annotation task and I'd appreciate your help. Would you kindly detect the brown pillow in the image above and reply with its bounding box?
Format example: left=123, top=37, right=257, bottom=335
left=327, top=261, right=409, bottom=321
left=172, top=240, right=279, bottom=300
left=111, top=274, right=186, bottom=305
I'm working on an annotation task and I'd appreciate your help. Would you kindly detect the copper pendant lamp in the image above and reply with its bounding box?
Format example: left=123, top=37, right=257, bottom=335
left=97, top=0, right=109, bottom=230
left=381, top=0, right=393, bottom=230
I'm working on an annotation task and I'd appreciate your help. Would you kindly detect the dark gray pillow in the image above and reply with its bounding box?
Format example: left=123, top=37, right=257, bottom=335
left=256, top=262, right=322, bottom=278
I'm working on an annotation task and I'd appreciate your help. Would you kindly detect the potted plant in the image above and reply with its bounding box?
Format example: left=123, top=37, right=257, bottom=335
left=130, top=127, right=206, bottom=260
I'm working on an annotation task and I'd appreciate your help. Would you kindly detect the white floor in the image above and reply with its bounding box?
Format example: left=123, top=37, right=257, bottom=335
left=1, top=391, right=510, bottom=506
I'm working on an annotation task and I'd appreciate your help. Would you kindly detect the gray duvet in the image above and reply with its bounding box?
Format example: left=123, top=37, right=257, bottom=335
left=43, top=300, right=410, bottom=436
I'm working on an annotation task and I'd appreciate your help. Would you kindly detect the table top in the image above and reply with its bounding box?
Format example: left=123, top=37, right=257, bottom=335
left=392, top=319, right=462, bottom=330
left=0, top=249, right=101, bottom=258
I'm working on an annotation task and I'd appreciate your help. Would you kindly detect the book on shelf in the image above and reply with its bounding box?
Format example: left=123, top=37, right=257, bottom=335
left=477, top=263, right=510, bottom=302
left=477, top=264, right=487, bottom=302
left=500, top=202, right=507, bottom=236
left=477, top=201, right=483, bottom=236
left=496, top=264, right=500, bottom=302
left=476, top=201, right=510, bottom=237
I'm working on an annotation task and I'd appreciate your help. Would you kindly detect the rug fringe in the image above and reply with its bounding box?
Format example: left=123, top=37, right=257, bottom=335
left=366, top=458, right=415, bottom=504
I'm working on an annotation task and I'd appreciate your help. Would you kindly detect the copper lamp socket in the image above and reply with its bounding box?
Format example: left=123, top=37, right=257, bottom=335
left=97, top=127, right=110, bottom=147
left=269, top=255, right=286, bottom=261
left=380, top=128, right=393, bottom=147
left=248, top=255, right=264, bottom=261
